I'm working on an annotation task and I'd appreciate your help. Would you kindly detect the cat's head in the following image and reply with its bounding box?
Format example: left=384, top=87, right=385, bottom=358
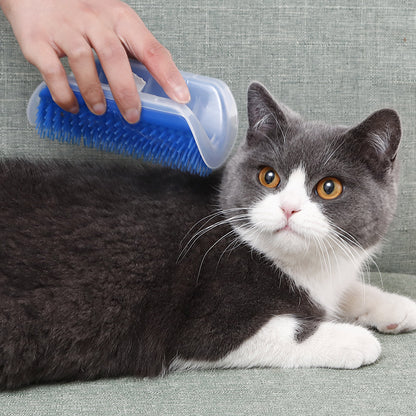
left=220, top=82, right=401, bottom=265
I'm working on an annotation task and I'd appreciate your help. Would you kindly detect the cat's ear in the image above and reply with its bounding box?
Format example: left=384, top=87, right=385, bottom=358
left=247, top=82, right=288, bottom=140
left=347, top=109, right=401, bottom=172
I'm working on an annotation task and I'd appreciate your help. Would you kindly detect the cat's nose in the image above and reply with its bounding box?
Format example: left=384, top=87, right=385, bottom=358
left=282, top=207, right=300, bottom=220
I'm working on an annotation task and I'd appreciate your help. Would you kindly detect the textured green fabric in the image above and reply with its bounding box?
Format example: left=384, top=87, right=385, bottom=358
left=1, top=1, right=415, bottom=414
left=0, top=273, right=414, bottom=416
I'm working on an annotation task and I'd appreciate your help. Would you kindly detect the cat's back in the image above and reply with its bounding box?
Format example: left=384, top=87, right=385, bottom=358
left=0, top=158, right=218, bottom=213
left=0, top=158, right=221, bottom=307
left=1, top=157, right=217, bottom=216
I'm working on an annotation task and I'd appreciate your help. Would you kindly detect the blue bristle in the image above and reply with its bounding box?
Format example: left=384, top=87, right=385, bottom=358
left=35, top=87, right=212, bottom=176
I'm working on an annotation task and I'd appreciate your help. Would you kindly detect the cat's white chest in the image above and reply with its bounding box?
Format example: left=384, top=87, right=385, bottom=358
left=281, top=256, right=362, bottom=316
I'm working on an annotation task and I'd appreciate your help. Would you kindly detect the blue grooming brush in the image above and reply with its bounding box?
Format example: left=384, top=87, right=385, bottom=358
left=27, top=60, right=238, bottom=176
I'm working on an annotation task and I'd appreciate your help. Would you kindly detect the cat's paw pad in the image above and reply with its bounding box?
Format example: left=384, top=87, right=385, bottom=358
left=313, top=323, right=381, bottom=369
left=357, top=294, right=416, bottom=334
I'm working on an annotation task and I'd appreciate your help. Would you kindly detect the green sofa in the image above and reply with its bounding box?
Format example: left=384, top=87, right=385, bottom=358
left=1, top=0, right=415, bottom=414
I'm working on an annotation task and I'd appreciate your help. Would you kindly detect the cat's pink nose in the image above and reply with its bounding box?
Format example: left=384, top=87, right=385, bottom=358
left=282, top=207, right=300, bottom=220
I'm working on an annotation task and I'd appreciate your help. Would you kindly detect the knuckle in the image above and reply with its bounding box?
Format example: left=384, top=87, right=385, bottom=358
left=21, top=45, right=37, bottom=64
left=114, top=2, right=135, bottom=20
left=40, top=62, right=66, bottom=81
left=113, top=85, right=139, bottom=107
left=20, top=36, right=47, bottom=64
left=81, top=84, right=103, bottom=102
left=113, top=85, right=140, bottom=112
left=53, top=91, right=76, bottom=111
left=76, top=3, right=99, bottom=23
left=142, top=40, right=170, bottom=62
left=98, top=40, right=124, bottom=62
left=67, top=43, right=92, bottom=62
left=79, top=3, right=95, bottom=16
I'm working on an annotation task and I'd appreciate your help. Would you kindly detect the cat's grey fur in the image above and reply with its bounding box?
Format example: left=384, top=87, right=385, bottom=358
left=0, top=82, right=414, bottom=390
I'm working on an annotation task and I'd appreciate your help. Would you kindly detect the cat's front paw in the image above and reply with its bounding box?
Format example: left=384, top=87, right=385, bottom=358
left=356, top=293, right=416, bottom=334
left=305, top=322, right=381, bottom=369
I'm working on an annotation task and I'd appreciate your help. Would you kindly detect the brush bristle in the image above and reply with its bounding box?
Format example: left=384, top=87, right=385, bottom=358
left=36, top=88, right=212, bottom=176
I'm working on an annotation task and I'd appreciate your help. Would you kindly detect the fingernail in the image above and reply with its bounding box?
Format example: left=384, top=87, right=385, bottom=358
left=124, top=107, right=141, bottom=124
left=92, top=102, right=106, bottom=115
left=173, top=85, right=191, bottom=103
left=168, top=74, right=191, bottom=103
left=69, top=105, right=79, bottom=114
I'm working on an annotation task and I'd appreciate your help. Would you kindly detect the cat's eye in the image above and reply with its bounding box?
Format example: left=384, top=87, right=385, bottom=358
left=258, top=167, right=280, bottom=188
left=316, top=177, right=343, bottom=200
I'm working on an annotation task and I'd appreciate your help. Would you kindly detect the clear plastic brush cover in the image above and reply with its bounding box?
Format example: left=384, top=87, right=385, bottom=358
left=27, top=60, right=238, bottom=171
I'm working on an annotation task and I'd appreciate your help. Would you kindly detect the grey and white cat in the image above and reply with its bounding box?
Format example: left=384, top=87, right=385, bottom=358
left=1, top=82, right=415, bottom=389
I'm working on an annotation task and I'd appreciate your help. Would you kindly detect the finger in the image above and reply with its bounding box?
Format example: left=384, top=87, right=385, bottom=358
left=88, top=29, right=142, bottom=124
left=59, top=35, right=106, bottom=116
left=116, top=15, right=190, bottom=104
left=141, top=37, right=190, bottom=104
left=25, top=43, right=79, bottom=113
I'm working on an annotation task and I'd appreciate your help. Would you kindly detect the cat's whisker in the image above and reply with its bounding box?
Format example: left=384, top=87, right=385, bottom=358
left=329, top=236, right=360, bottom=296
left=314, top=237, right=330, bottom=274
left=178, top=210, right=251, bottom=262
left=326, top=232, right=358, bottom=263
left=324, top=236, right=342, bottom=275
left=178, top=217, right=240, bottom=262
left=367, top=256, right=383, bottom=289
left=329, top=223, right=383, bottom=289
left=196, top=229, right=239, bottom=282
left=216, top=234, right=245, bottom=270
left=330, top=239, right=362, bottom=297
left=304, top=232, right=312, bottom=253
left=183, top=209, right=248, bottom=245
left=326, top=231, right=380, bottom=304
left=328, top=225, right=367, bottom=262
left=330, top=224, right=361, bottom=248
left=330, top=233, right=369, bottom=298
left=182, top=207, right=249, bottom=242
left=310, top=234, right=333, bottom=282
left=179, top=210, right=229, bottom=248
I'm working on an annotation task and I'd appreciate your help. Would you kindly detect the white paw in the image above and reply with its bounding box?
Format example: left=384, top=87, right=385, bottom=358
left=356, top=293, right=416, bottom=334
left=305, top=322, right=381, bottom=369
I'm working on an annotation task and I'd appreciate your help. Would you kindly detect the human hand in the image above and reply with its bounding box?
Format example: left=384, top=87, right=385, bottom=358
left=0, top=0, right=190, bottom=124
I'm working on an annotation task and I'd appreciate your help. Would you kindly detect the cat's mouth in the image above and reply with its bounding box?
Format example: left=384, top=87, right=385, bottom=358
left=275, top=225, right=290, bottom=233
left=274, top=223, right=302, bottom=237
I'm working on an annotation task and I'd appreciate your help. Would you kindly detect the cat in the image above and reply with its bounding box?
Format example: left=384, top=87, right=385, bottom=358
left=1, top=82, right=416, bottom=390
